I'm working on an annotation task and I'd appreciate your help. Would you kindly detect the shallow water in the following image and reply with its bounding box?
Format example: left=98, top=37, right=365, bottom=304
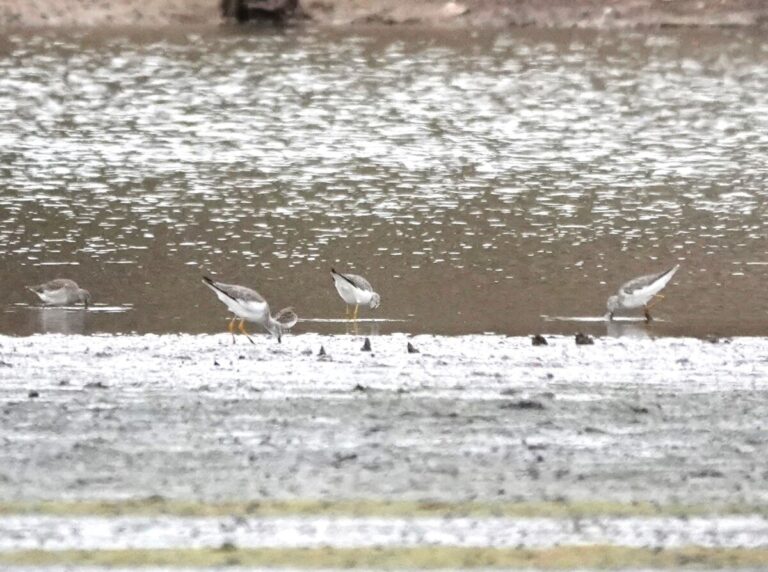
left=1, top=27, right=767, bottom=337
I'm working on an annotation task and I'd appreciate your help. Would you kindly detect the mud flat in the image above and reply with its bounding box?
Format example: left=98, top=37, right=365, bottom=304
left=1, top=333, right=768, bottom=568
left=4, top=513, right=768, bottom=550
left=3, top=509, right=768, bottom=568
left=1, top=333, right=767, bottom=505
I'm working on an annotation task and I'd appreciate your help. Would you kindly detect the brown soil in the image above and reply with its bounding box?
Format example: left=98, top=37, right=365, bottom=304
left=0, top=0, right=218, bottom=26
left=0, top=0, right=767, bottom=28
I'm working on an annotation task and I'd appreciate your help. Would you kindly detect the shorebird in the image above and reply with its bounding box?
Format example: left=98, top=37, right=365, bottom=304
left=606, top=264, right=680, bottom=322
left=27, top=279, right=91, bottom=308
left=202, top=276, right=297, bottom=343
left=331, top=268, right=380, bottom=320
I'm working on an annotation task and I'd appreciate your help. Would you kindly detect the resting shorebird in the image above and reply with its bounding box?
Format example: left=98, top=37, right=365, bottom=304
left=606, top=264, right=680, bottom=322
left=27, top=279, right=91, bottom=308
left=202, top=276, right=297, bottom=343
left=331, top=268, right=380, bottom=321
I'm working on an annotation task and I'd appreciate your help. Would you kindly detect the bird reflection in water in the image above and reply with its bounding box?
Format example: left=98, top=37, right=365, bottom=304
left=35, top=308, right=87, bottom=335
left=346, top=321, right=381, bottom=337
left=605, top=320, right=651, bottom=340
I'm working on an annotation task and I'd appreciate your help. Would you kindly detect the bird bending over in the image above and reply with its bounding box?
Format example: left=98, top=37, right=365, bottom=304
left=606, top=264, right=680, bottom=322
left=331, top=268, right=380, bottom=321
left=202, top=276, right=297, bottom=343
left=27, top=279, right=91, bottom=308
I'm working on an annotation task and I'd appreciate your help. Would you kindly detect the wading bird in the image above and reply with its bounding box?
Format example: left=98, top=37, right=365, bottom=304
left=606, top=264, right=680, bottom=322
left=202, top=276, right=297, bottom=343
left=27, top=279, right=91, bottom=308
left=331, top=268, right=380, bottom=321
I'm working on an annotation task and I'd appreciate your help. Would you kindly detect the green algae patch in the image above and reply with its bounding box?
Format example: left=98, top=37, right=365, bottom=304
left=0, top=498, right=765, bottom=518
left=3, top=546, right=768, bottom=568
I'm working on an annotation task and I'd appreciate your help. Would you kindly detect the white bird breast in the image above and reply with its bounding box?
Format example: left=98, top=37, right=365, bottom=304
left=620, top=270, right=677, bottom=309
left=215, top=290, right=268, bottom=322
left=619, top=291, right=654, bottom=309
left=38, top=289, right=70, bottom=305
left=333, top=277, right=372, bottom=306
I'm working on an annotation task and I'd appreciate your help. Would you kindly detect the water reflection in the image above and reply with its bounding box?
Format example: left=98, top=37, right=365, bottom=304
left=34, top=308, right=86, bottom=335
left=605, top=320, right=651, bottom=340
left=347, top=321, right=381, bottom=337
left=0, top=27, right=766, bottom=336
left=298, top=319, right=388, bottom=337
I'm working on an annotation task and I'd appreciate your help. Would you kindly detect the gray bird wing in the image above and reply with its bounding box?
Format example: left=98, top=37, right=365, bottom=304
left=34, top=278, right=79, bottom=292
left=208, top=280, right=266, bottom=304
left=339, top=273, right=373, bottom=292
left=619, top=266, right=676, bottom=295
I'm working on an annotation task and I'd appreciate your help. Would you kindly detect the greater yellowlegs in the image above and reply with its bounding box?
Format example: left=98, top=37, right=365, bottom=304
left=27, top=279, right=91, bottom=308
left=331, top=268, right=380, bottom=320
left=202, top=276, right=297, bottom=343
left=606, top=264, right=680, bottom=322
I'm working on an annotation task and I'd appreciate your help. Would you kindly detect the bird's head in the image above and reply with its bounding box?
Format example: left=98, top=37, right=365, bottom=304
left=79, top=289, right=92, bottom=308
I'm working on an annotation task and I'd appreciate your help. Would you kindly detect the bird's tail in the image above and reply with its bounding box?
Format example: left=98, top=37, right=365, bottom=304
left=201, top=276, right=223, bottom=295
left=665, top=264, right=681, bottom=278
left=274, top=307, right=298, bottom=329
left=656, top=264, right=681, bottom=290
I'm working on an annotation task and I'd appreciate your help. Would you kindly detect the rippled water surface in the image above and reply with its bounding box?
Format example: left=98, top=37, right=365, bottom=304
left=1, top=26, right=767, bottom=336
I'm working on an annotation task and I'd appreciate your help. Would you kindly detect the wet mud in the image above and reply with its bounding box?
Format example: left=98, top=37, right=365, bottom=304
left=3, top=546, right=768, bottom=569
left=1, top=333, right=767, bottom=506
left=5, top=513, right=768, bottom=550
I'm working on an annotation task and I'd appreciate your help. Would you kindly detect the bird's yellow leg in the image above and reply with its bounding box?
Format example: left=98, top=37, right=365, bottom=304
left=228, top=317, right=237, bottom=343
left=353, top=304, right=359, bottom=321
left=646, top=294, right=665, bottom=309
left=345, top=305, right=350, bottom=320
left=239, top=319, right=255, bottom=345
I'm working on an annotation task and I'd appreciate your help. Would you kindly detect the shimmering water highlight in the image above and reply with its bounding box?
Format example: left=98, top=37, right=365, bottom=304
left=1, top=27, right=766, bottom=336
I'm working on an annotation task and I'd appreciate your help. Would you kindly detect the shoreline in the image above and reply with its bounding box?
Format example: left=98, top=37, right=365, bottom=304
left=0, top=0, right=766, bottom=29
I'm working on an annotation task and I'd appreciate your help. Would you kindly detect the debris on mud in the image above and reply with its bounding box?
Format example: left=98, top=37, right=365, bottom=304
left=575, top=332, right=594, bottom=345
left=500, top=399, right=546, bottom=410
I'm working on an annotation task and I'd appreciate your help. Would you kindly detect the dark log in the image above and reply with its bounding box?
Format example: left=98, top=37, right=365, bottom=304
left=222, top=0, right=300, bottom=22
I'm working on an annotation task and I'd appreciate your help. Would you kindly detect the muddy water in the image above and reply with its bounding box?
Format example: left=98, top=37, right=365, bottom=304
left=1, top=27, right=767, bottom=337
